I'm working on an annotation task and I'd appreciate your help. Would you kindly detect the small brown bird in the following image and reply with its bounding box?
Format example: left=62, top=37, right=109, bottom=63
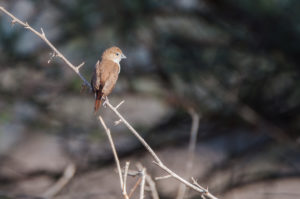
left=91, top=46, right=126, bottom=112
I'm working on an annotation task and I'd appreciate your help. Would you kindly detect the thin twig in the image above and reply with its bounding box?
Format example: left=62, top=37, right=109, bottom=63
left=0, top=7, right=218, bottom=199
left=114, top=119, right=122, bottom=126
left=139, top=168, right=146, bottom=199
left=115, top=100, right=125, bottom=109
left=77, top=62, right=85, bottom=69
left=191, top=177, right=209, bottom=195
left=176, top=109, right=200, bottom=199
left=192, top=177, right=210, bottom=199
left=98, top=116, right=128, bottom=198
left=137, top=163, right=160, bottom=199
left=146, top=174, right=160, bottom=199
left=128, top=177, right=142, bottom=198
left=120, top=169, right=141, bottom=177
left=155, top=175, right=172, bottom=181
left=0, top=6, right=90, bottom=88
left=106, top=102, right=162, bottom=164
left=123, top=162, right=130, bottom=197
left=42, top=163, right=76, bottom=199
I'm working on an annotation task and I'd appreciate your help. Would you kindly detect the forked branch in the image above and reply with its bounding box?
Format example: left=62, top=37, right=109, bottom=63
left=106, top=101, right=217, bottom=199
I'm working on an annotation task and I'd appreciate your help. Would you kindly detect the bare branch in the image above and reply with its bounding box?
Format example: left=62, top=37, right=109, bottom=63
left=139, top=168, right=146, bottom=199
left=128, top=177, right=142, bottom=198
left=40, top=28, right=45, bottom=36
left=146, top=174, right=160, bottom=199
left=0, top=7, right=91, bottom=88
left=120, top=169, right=141, bottom=177
left=191, top=177, right=209, bottom=194
left=152, top=161, right=217, bottom=199
left=114, top=119, right=123, bottom=126
left=77, top=62, right=85, bottom=70
left=98, top=116, right=127, bottom=198
left=123, top=162, right=130, bottom=197
left=42, top=163, right=76, bottom=199
left=137, top=163, right=159, bottom=199
left=155, top=175, right=172, bottom=181
left=107, top=102, right=162, bottom=164
left=115, top=100, right=125, bottom=109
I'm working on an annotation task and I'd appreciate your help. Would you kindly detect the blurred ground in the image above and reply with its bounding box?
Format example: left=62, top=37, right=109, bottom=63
left=0, top=0, right=300, bottom=199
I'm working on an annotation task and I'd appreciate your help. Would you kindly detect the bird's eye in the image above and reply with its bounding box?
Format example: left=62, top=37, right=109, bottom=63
left=116, top=53, right=119, bottom=56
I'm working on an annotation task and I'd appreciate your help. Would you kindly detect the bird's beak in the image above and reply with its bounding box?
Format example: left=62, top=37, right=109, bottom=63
left=121, top=54, right=127, bottom=59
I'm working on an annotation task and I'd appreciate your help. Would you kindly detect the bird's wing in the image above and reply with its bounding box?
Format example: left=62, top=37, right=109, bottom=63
left=100, top=61, right=120, bottom=97
left=92, top=60, right=101, bottom=91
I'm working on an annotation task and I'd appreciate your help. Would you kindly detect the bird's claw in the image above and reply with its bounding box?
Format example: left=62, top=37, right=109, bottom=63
left=103, top=97, right=109, bottom=108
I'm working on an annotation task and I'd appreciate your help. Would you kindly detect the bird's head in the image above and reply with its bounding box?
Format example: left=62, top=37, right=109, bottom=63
left=102, top=46, right=126, bottom=64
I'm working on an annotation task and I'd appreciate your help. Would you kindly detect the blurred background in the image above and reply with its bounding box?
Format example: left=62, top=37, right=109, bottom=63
left=0, top=0, right=300, bottom=198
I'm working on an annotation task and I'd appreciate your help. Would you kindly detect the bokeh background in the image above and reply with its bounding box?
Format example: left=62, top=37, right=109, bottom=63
left=0, top=0, right=300, bottom=198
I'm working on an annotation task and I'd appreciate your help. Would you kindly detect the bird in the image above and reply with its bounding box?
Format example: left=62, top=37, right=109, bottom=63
left=91, top=46, right=126, bottom=112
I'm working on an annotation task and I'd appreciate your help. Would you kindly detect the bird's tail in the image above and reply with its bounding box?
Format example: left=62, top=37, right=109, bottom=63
left=94, top=91, right=103, bottom=113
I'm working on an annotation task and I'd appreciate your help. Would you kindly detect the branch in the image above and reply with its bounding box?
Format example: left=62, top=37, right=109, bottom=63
left=98, top=116, right=128, bottom=199
left=145, top=173, right=160, bottom=199
left=107, top=101, right=218, bottom=199
left=106, top=102, right=162, bottom=164
left=0, top=7, right=218, bottom=199
left=139, top=168, right=146, bottom=199
left=137, top=163, right=160, bottom=199
left=0, top=6, right=90, bottom=88
left=123, top=162, right=130, bottom=197
left=155, top=175, right=172, bottom=181
left=128, top=176, right=142, bottom=198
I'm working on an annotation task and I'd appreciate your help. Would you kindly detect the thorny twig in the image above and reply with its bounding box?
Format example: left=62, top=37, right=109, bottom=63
left=0, top=7, right=219, bottom=199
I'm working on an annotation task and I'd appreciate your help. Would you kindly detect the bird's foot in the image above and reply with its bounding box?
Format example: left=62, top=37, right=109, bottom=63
left=103, top=97, right=109, bottom=108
